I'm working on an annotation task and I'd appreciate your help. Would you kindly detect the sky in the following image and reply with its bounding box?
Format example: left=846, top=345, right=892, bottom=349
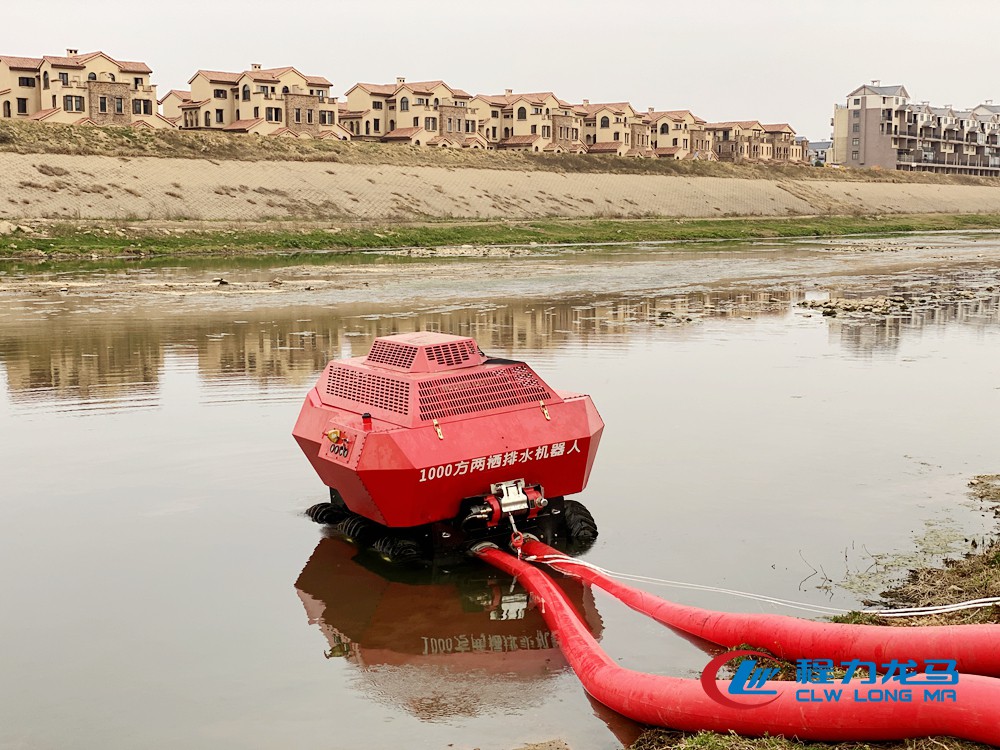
left=7, top=0, right=1000, bottom=141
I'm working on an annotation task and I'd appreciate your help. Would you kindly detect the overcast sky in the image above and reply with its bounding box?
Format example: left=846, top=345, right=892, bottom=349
left=8, top=0, right=1000, bottom=141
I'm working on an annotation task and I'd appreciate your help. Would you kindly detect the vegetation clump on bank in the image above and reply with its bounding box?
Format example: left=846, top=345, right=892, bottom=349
left=5, top=214, right=1000, bottom=261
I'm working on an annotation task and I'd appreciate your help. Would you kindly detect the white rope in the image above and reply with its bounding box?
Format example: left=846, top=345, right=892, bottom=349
left=525, top=553, right=1000, bottom=619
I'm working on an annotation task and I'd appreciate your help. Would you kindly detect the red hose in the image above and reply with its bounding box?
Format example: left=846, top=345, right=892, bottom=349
left=477, top=545, right=1000, bottom=743
left=523, top=539, right=1000, bottom=678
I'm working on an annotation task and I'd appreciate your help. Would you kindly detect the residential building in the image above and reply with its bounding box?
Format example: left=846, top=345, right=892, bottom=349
left=158, top=89, right=191, bottom=123
left=831, top=83, right=1000, bottom=175
left=578, top=101, right=652, bottom=156
left=1, top=49, right=169, bottom=128
left=180, top=64, right=348, bottom=138
left=342, top=78, right=484, bottom=147
left=646, top=109, right=715, bottom=159
left=762, top=123, right=805, bottom=162
left=470, top=90, right=586, bottom=153
left=705, top=121, right=773, bottom=162
left=807, top=139, right=831, bottom=165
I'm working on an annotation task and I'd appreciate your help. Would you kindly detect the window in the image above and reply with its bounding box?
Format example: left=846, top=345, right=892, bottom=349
left=214, top=89, right=227, bottom=99
left=216, top=109, right=224, bottom=123
left=16, top=98, right=28, bottom=115
left=425, top=116, right=436, bottom=130
left=400, top=97, right=409, bottom=111
left=204, top=111, right=211, bottom=127
left=672, top=137, right=678, bottom=146
left=294, top=108, right=301, bottom=123
left=58, top=72, right=69, bottom=85
left=853, top=98, right=860, bottom=105
left=852, top=151, right=859, bottom=160
left=307, top=110, right=313, bottom=124
left=517, top=106, right=526, bottom=120
left=265, top=107, right=283, bottom=122
left=87, top=72, right=97, bottom=81
left=62, top=95, right=84, bottom=112
left=852, top=138, right=860, bottom=146
left=373, top=101, right=383, bottom=110
left=253, top=106, right=260, bottom=118
left=660, top=123, right=668, bottom=134
left=492, top=110, right=499, bottom=118
left=365, top=120, right=370, bottom=135
left=134, top=77, right=143, bottom=89
left=683, top=138, right=688, bottom=148
left=99, top=96, right=108, bottom=113
left=43, top=71, right=49, bottom=89
left=613, top=132, right=620, bottom=141
left=131, top=99, right=152, bottom=115
left=447, top=117, right=453, bottom=132
left=600, top=115, right=610, bottom=128
left=852, top=123, right=860, bottom=133
left=533, top=107, right=542, bottom=115
left=115, top=97, right=123, bottom=114
left=412, top=116, right=418, bottom=127
left=373, top=118, right=380, bottom=132
left=108, top=73, right=115, bottom=81
left=319, top=110, right=332, bottom=125
left=530, top=124, right=537, bottom=134
left=18, top=76, right=35, bottom=88
left=282, top=86, right=289, bottom=94
left=2, top=101, right=9, bottom=117
left=242, top=85, right=250, bottom=101
left=853, top=110, right=860, bottom=119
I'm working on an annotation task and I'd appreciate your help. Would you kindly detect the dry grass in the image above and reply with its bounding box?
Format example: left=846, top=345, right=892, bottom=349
left=2, top=120, right=1000, bottom=187
left=632, top=731, right=990, bottom=750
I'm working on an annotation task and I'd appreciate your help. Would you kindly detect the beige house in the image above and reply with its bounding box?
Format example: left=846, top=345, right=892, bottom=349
left=342, top=78, right=487, bottom=148
left=1, top=49, right=170, bottom=128
left=179, top=64, right=349, bottom=138
left=579, top=101, right=653, bottom=156
left=158, top=89, right=191, bottom=123
left=761, top=123, right=806, bottom=162
left=470, top=91, right=586, bottom=153
left=704, top=121, right=773, bottom=161
left=646, top=109, right=714, bottom=159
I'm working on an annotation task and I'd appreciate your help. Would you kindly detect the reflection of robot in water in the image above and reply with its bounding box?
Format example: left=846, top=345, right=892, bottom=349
left=294, top=535, right=605, bottom=720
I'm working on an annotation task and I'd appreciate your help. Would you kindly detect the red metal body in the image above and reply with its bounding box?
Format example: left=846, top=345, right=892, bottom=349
left=293, top=332, right=604, bottom=528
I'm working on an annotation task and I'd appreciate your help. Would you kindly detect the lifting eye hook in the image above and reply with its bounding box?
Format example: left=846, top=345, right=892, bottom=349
left=539, top=400, right=551, bottom=421
left=432, top=419, right=444, bottom=440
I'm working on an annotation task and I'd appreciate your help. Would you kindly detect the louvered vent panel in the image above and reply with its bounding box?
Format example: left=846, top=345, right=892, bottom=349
left=425, top=340, right=478, bottom=368
left=417, top=364, right=551, bottom=421
left=326, top=366, right=410, bottom=415
left=365, top=340, right=418, bottom=369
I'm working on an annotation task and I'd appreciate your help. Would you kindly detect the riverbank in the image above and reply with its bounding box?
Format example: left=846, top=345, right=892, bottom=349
left=5, top=214, right=1000, bottom=261
left=630, top=475, right=1000, bottom=750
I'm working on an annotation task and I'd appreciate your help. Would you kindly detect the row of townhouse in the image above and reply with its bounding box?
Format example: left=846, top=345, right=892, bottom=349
left=831, top=83, right=1000, bottom=176
left=0, top=49, right=170, bottom=129
left=1, top=49, right=809, bottom=162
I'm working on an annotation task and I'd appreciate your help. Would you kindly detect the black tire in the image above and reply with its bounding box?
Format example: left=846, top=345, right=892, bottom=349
left=562, top=499, right=598, bottom=552
left=334, top=514, right=379, bottom=546
left=372, top=536, right=423, bottom=564
left=306, top=502, right=346, bottom=525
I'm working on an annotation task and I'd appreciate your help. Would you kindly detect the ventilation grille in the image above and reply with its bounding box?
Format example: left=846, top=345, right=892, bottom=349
left=326, top=366, right=410, bottom=415
left=418, top=364, right=551, bottom=421
left=426, top=340, right=479, bottom=368
left=366, top=340, right=418, bottom=370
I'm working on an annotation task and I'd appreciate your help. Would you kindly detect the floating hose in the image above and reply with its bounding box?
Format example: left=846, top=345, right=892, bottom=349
left=521, top=539, right=1000, bottom=678
left=476, top=544, right=1000, bottom=744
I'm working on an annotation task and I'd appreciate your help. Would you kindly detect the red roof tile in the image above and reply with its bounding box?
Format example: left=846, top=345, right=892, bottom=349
left=158, top=89, right=191, bottom=104
left=191, top=69, right=242, bottom=85
left=0, top=55, right=43, bottom=70
left=762, top=123, right=796, bottom=133
left=587, top=141, right=624, bottom=153
left=382, top=127, right=423, bottom=139
left=223, top=118, right=265, bottom=131
left=28, top=108, right=59, bottom=121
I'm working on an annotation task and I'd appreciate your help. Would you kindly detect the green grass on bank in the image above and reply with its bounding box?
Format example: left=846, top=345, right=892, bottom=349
left=4, top=213, right=1000, bottom=260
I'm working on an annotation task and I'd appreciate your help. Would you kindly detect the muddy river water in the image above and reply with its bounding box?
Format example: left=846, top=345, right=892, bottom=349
left=1, top=234, right=999, bottom=750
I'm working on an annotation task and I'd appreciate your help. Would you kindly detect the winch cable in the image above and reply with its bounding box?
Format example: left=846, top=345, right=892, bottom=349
left=475, top=541, right=1000, bottom=744
left=525, top=552, right=1000, bottom=618
left=520, top=539, right=1000, bottom=678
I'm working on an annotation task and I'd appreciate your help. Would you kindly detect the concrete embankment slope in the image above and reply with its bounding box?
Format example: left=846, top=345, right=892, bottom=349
left=3, top=152, right=1000, bottom=222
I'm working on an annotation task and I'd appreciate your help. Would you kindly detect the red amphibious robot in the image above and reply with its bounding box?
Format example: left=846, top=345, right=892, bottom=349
left=293, top=332, right=604, bottom=561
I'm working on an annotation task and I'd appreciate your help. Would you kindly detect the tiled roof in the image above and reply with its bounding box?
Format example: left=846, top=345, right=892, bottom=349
left=477, top=92, right=557, bottom=107
left=587, top=141, right=624, bottom=153
left=192, top=70, right=242, bottom=84
left=159, top=89, right=191, bottom=104
left=0, top=55, right=43, bottom=70
left=223, top=118, right=264, bottom=131
left=43, top=55, right=86, bottom=69
left=73, top=117, right=99, bottom=125
left=179, top=99, right=210, bottom=109
left=353, top=82, right=398, bottom=96
left=762, top=123, right=795, bottom=133
left=498, top=134, right=540, bottom=146
left=382, top=127, right=422, bottom=139
left=304, top=75, right=332, bottom=87
left=580, top=102, right=633, bottom=116
left=704, top=121, right=764, bottom=130
left=28, top=108, right=59, bottom=121
left=117, top=59, right=152, bottom=74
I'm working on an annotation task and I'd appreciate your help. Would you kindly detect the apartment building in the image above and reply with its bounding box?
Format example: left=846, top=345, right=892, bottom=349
left=178, top=64, right=348, bottom=138
left=705, top=121, right=771, bottom=161
left=470, top=90, right=586, bottom=152
left=646, top=109, right=715, bottom=159
left=341, top=78, right=484, bottom=147
left=1, top=49, right=169, bottom=128
left=831, top=84, right=1000, bottom=175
